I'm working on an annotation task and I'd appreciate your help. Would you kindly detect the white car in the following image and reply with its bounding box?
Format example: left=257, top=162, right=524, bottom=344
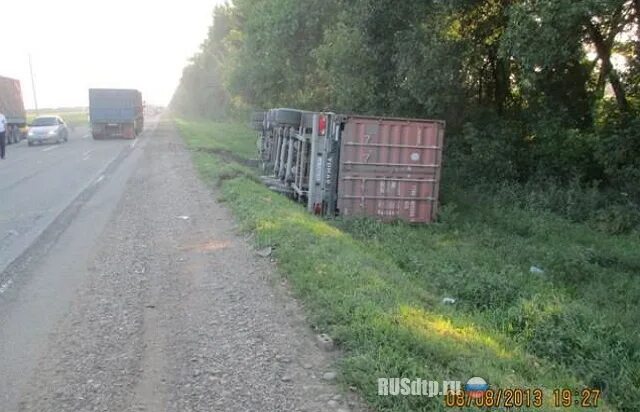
left=27, top=116, right=69, bottom=146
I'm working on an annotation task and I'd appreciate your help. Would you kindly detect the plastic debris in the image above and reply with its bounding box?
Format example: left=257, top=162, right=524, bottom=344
left=256, top=247, right=272, bottom=258
left=176, top=215, right=190, bottom=220
left=133, top=261, right=147, bottom=274
left=442, top=297, right=456, bottom=304
left=529, top=266, right=545, bottom=275
left=316, top=333, right=335, bottom=351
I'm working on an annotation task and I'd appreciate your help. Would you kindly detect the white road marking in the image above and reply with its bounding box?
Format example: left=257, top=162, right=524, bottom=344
left=95, top=174, right=105, bottom=184
left=42, top=145, right=59, bottom=152
left=0, top=279, right=13, bottom=295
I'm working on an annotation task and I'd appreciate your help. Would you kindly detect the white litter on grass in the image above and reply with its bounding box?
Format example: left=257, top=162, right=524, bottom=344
left=256, top=247, right=272, bottom=258
left=133, top=262, right=147, bottom=274
left=442, top=297, right=456, bottom=304
left=0, top=279, right=13, bottom=295
left=176, top=216, right=190, bottom=221
left=529, top=266, right=545, bottom=275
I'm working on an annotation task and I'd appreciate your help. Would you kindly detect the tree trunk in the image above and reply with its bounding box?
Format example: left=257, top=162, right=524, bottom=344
left=634, top=0, right=640, bottom=66
left=488, top=48, right=509, bottom=114
left=494, top=58, right=509, bottom=114
left=608, top=70, right=629, bottom=111
left=587, top=21, right=629, bottom=111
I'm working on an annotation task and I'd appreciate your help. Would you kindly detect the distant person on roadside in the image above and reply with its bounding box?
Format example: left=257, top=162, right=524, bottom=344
left=0, top=112, right=6, bottom=160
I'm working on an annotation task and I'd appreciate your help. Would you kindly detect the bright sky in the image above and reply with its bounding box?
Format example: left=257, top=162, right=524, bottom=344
left=0, top=0, right=225, bottom=109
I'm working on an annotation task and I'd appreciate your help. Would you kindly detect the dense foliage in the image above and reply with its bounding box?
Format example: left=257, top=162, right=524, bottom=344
left=171, top=0, right=640, bottom=231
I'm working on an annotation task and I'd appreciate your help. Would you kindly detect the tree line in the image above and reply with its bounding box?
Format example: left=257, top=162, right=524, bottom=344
left=171, top=0, right=640, bottom=227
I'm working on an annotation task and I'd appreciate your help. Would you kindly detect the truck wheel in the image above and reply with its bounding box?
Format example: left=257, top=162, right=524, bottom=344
left=251, top=111, right=265, bottom=122
left=266, top=109, right=276, bottom=129
left=274, top=109, right=302, bottom=126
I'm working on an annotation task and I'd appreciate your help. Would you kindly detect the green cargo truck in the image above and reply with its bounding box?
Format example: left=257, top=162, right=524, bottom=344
left=89, top=88, right=144, bottom=139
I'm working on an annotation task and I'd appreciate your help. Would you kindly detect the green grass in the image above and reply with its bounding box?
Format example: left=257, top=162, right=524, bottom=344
left=176, top=118, right=258, bottom=185
left=27, top=110, right=89, bottom=127
left=175, top=118, right=258, bottom=159
left=176, top=118, right=639, bottom=412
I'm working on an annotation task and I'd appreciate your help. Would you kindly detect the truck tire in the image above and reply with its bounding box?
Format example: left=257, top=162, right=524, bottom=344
left=265, top=109, right=276, bottom=129
left=274, top=109, right=302, bottom=126
left=251, top=111, right=265, bottom=123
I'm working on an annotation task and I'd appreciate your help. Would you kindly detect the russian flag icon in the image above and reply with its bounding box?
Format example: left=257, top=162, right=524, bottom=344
left=465, top=377, right=489, bottom=399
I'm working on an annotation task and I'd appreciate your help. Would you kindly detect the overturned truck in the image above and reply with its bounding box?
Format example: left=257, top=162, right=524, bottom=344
left=252, top=108, right=445, bottom=224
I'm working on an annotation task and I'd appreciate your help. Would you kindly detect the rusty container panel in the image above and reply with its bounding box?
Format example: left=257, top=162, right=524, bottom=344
left=337, top=116, right=445, bottom=223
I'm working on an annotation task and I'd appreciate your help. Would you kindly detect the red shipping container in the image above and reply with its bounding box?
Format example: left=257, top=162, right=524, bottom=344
left=337, top=116, right=445, bottom=223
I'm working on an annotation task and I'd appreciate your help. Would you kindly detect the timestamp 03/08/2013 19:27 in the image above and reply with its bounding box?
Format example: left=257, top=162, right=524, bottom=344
left=444, top=387, right=602, bottom=408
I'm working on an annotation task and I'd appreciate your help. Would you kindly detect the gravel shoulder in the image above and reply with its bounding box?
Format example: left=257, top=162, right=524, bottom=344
left=16, top=119, right=366, bottom=412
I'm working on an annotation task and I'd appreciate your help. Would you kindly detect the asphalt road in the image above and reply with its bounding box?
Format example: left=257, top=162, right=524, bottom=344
left=0, top=117, right=364, bottom=412
left=0, top=119, right=157, bottom=411
left=0, top=125, right=142, bottom=275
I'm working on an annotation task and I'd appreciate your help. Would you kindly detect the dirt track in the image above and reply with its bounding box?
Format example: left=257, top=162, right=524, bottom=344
left=1, top=119, right=364, bottom=412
